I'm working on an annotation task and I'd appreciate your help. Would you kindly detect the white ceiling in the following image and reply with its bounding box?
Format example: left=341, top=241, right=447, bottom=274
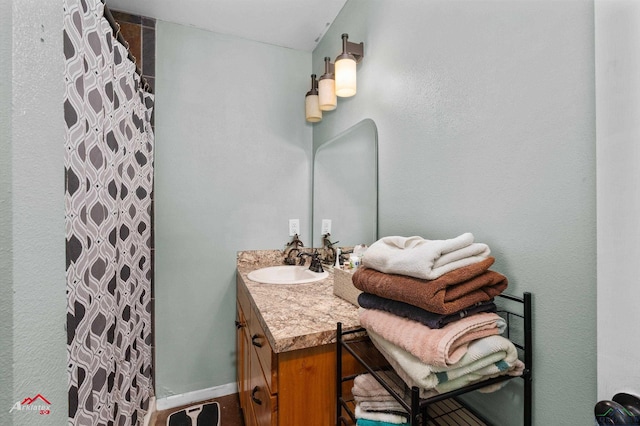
left=105, top=0, right=347, bottom=52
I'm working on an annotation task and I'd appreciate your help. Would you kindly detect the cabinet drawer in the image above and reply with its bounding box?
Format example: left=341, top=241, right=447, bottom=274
left=247, top=306, right=277, bottom=393
left=249, top=346, right=278, bottom=426
left=238, top=275, right=278, bottom=393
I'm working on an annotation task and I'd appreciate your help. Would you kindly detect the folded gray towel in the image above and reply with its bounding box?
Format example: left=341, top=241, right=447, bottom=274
left=357, top=293, right=497, bottom=329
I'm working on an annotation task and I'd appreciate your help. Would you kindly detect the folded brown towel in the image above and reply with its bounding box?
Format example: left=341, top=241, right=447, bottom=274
left=352, top=257, right=507, bottom=315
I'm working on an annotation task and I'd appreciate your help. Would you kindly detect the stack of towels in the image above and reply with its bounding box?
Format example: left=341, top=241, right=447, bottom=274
left=351, top=373, right=411, bottom=426
left=350, top=233, right=524, bottom=425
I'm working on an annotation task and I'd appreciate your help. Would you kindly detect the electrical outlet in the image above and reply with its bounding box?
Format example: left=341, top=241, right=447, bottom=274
left=321, top=219, right=332, bottom=235
left=289, top=219, right=300, bottom=237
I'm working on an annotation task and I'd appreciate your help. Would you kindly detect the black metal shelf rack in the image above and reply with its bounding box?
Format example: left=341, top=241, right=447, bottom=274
left=336, top=292, right=532, bottom=426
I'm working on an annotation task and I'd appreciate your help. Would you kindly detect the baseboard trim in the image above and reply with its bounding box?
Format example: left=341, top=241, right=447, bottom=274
left=155, top=382, right=238, bottom=411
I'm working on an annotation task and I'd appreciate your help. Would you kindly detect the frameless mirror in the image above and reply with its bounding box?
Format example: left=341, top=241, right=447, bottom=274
left=312, top=118, right=378, bottom=249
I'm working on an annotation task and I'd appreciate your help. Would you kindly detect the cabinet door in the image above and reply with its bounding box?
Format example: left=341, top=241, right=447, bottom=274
left=243, top=381, right=258, bottom=426
left=278, top=343, right=374, bottom=426
left=236, top=303, right=245, bottom=395
left=247, top=306, right=277, bottom=394
left=249, top=345, right=277, bottom=426
left=237, top=303, right=253, bottom=425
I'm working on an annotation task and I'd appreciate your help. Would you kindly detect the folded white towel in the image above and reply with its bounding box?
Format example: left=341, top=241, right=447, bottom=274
left=368, top=331, right=523, bottom=397
left=363, top=233, right=490, bottom=280
left=355, top=404, right=408, bottom=424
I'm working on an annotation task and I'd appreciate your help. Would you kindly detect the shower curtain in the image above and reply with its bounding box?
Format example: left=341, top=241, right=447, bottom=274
left=64, top=0, right=154, bottom=424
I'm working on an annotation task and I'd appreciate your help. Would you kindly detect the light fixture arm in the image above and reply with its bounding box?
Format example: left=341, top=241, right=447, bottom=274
left=340, top=33, right=364, bottom=63
left=308, top=74, right=319, bottom=95
left=323, top=56, right=335, bottom=76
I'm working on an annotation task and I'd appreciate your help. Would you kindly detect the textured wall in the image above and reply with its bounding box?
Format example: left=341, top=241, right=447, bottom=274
left=313, top=1, right=596, bottom=424
left=154, top=21, right=312, bottom=398
left=6, top=0, right=68, bottom=425
left=595, top=0, right=640, bottom=401
left=0, top=0, right=13, bottom=424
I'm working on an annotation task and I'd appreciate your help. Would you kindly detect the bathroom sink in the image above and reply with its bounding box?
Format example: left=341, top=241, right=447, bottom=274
left=247, top=265, right=328, bottom=285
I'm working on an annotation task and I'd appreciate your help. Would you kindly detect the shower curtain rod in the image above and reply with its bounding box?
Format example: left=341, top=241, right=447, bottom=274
left=101, top=0, right=153, bottom=93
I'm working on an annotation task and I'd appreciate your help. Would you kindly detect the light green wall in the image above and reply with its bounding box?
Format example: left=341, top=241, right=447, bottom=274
left=3, top=1, right=68, bottom=425
left=154, top=21, right=312, bottom=398
left=595, top=0, right=640, bottom=399
left=313, top=1, right=596, bottom=424
left=0, top=1, right=599, bottom=422
left=0, top=0, right=14, bottom=424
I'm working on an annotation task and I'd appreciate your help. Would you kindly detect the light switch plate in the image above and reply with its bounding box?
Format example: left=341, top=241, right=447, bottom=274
left=321, top=219, right=332, bottom=235
left=289, top=219, right=300, bottom=236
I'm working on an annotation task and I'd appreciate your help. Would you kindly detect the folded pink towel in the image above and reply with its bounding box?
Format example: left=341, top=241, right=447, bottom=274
left=359, top=309, right=506, bottom=368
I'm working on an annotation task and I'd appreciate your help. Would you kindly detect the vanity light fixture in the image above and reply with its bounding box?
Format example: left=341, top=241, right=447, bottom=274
left=304, top=33, right=364, bottom=122
left=318, top=57, right=337, bottom=111
left=305, top=74, right=322, bottom=123
left=335, top=33, right=364, bottom=98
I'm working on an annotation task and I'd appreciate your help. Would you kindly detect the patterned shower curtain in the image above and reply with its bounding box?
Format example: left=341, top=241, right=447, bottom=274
left=64, top=0, right=154, bottom=424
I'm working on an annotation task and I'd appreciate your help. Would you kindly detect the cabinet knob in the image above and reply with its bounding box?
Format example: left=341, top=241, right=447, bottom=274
left=251, top=386, right=263, bottom=405
left=235, top=320, right=244, bottom=329
left=251, top=334, right=263, bottom=348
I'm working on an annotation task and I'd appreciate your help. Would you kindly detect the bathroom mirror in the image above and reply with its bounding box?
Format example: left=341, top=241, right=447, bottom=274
left=312, top=118, right=378, bottom=249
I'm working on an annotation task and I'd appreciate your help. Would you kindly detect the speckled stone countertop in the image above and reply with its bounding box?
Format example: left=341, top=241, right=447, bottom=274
left=237, top=249, right=361, bottom=353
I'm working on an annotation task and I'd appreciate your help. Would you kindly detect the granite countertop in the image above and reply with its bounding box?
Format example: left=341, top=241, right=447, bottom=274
left=237, top=249, right=361, bottom=353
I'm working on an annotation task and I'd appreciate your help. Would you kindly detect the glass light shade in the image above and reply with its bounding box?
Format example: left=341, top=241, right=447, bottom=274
left=305, top=94, right=322, bottom=122
left=318, top=78, right=337, bottom=111
left=335, top=56, right=357, bottom=97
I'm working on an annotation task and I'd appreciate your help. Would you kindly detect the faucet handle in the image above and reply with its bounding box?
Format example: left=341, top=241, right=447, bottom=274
left=309, top=250, right=324, bottom=273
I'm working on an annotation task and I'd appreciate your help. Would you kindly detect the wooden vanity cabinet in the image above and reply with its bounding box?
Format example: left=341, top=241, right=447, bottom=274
left=236, top=275, right=363, bottom=426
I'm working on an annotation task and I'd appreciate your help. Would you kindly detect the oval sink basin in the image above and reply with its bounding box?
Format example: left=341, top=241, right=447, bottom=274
left=247, top=265, right=328, bottom=285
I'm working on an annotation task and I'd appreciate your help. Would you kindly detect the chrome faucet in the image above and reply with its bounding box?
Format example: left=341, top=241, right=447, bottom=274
left=297, top=250, right=325, bottom=273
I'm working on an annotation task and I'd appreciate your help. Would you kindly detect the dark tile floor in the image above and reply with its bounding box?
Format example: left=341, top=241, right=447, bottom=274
left=152, top=393, right=244, bottom=426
